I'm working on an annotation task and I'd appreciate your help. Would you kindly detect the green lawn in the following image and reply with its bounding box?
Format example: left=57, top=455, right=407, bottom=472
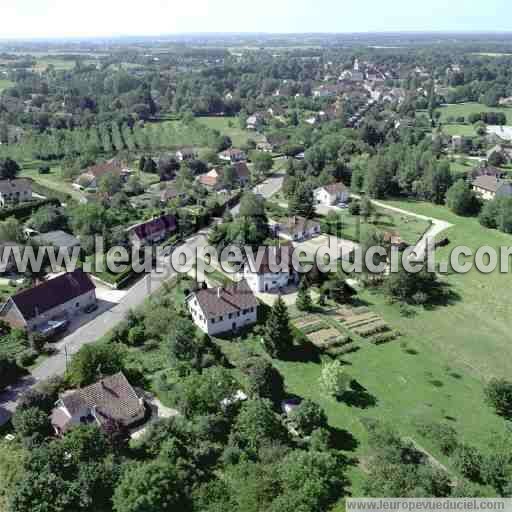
left=19, top=160, right=83, bottom=200
left=0, top=79, right=14, bottom=93
left=438, top=123, right=477, bottom=137
left=196, top=116, right=265, bottom=147
left=322, top=208, right=431, bottom=245
left=216, top=200, right=512, bottom=496
left=437, top=102, right=512, bottom=124
left=449, top=159, right=474, bottom=174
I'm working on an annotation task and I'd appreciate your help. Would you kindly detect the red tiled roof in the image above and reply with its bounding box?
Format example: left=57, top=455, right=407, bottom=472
left=9, top=269, right=95, bottom=321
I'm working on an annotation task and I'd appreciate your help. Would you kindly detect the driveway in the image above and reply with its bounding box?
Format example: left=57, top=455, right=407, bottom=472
left=230, top=172, right=284, bottom=215
left=336, top=195, right=454, bottom=261
left=364, top=199, right=453, bottom=260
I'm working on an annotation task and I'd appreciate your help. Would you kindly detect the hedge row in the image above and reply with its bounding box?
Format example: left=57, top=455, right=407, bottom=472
left=0, top=198, right=61, bottom=221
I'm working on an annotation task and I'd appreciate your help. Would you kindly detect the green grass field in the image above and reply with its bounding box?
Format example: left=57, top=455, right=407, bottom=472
left=217, top=200, right=512, bottom=495
left=18, top=161, right=83, bottom=200
left=439, top=123, right=477, bottom=137
left=0, top=79, right=14, bottom=93
left=197, top=116, right=265, bottom=147
left=437, top=102, right=512, bottom=124
left=321, top=207, right=431, bottom=245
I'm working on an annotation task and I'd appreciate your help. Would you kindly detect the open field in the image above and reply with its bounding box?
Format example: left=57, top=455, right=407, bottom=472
left=439, top=123, right=477, bottom=137
left=322, top=207, right=431, bottom=245
left=0, top=79, right=14, bottom=93
left=18, top=161, right=83, bottom=200
left=437, top=102, right=512, bottom=124
left=217, top=199, right=512, bottom=495
left=449, top=158, right=475, bottom=174
left=196, top=116, right=265, bottom=147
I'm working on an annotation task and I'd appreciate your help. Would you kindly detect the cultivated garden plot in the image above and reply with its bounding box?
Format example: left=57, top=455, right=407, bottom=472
left=334, top=306, right=398, bottom=344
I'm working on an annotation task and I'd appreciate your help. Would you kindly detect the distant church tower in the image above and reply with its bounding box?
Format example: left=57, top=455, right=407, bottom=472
left=353, top=58, right=359, bottom=72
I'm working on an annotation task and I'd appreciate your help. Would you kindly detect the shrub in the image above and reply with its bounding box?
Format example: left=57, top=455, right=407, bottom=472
left=484, top=378, right=512, bottom=418
left=451, top=444, right=483, bottom=483
left=289, top=399, right=328, bottom=436
left=17, top=350, right=38, bottom=368
left=415, top=421, right=458, bottom=455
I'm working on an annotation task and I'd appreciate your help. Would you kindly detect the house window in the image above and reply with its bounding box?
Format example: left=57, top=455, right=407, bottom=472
left=228, top=313, right=233, bottom=319
left=212, top=318, right=216, bottom=324
left=75, top=302, right=80, bottom=308
left=219, top=316, right=223, bottom=322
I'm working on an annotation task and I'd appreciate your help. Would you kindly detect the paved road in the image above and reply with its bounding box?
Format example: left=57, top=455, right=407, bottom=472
left=0, top=173, right=285, bottom=424
left=230, top=172, right=284, bottom=215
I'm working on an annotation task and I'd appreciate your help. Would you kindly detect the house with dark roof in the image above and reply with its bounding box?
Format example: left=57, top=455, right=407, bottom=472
left=186, top=280, right=258, bottom=335
left=243, top=244, right=298, bottom=293
left=276, top=216, right=321, bottom=242
left=127, top=213, right=177, bottom=250
left=0, top=269, right=96, bottom=334
left=472, top=175, right=512, bottom=201
left=73, top=159, right=131, bottom=191
left=0, top=178, right=32, bottom=207
left=314, top=182, right=349, bottom=206
left=51, top=372, right=146, bottom=435
left=32, top=230, right=81, bottom=254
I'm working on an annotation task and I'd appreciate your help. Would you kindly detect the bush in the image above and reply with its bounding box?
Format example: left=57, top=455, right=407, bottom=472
left=348, top=201, right=361, bottom=216
left=415, top=421, right=458, bottom=455
left=484, top=378, right=512, bottom=418
left=451, top=444, right=483, bottom=482
left=289, top=399, right=328, bottom=436
left=17, top=350, right=38, bottom=368
left=11, top=406, right=52, bottom=446
left=0, top=355, right=24, bottom=391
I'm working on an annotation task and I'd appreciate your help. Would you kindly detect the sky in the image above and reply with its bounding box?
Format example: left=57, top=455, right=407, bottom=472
left=0, top=0, right=511, bottom=39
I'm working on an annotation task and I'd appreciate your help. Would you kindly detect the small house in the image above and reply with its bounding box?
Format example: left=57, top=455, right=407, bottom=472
left=51, top=372, right=146, bottom=435
left=127, top=213, right=177, bottom=250
left=277, top=216, right=321, bottom=242
left=314, top=183, right=349, bottom=206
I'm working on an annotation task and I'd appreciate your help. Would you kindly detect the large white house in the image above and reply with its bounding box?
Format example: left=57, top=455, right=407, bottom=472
left=186, top=280, right=258, bottom=336
left=243, top=245, right=298, bottom=293
left=314, top=182, right=349, bottom=206
left=472, top=175, right=512, bottom=201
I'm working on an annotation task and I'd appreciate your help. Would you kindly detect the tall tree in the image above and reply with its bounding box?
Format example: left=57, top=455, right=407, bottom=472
left=262, top=296, right=293, bottom=358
